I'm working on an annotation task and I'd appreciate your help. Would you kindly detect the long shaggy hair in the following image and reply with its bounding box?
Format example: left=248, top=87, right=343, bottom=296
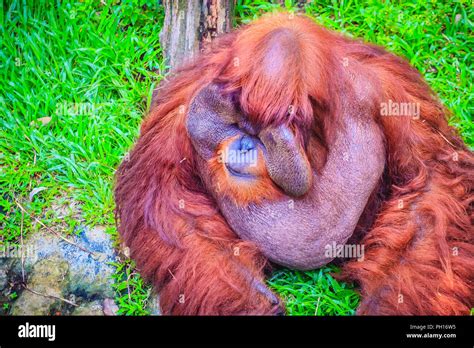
left=115, top=13, right=474, bottom=315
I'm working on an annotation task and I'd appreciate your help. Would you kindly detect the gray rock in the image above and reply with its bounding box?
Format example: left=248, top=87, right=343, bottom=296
left=0, top=243, right=30, bottom=280
left=11, top=255, right=69, bottom=315
left=0, top=256, right=14, bottom=271
left=0, top=269, right=8, bottom=292
left=103, top=298, right=119, bottom=316
left=66, top=226, right=117, bottom=298
left=72, top=300, right=104, bottom=316
left=11, top=225, right=117, bottom=298
left=146, top=292, right=162, bottom=315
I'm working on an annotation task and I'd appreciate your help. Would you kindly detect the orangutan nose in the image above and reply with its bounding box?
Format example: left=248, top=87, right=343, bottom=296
left=239, top=135, right=255, bottom=152
left=225, top=135, right=260, bottom=177
left=259, top=125, right=312, bottom=197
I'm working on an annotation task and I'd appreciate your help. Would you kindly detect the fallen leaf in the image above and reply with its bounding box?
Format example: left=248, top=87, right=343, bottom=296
left=123, top=246, right=130, bottom=258
left=30, top=117, right=52, bottom=126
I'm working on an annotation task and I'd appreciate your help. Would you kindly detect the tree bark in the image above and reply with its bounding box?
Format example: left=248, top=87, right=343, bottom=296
left=159, top=0, right=235, bottom=72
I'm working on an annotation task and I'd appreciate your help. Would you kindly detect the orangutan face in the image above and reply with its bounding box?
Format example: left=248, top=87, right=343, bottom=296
left=187, top=83, right=385, bottom=270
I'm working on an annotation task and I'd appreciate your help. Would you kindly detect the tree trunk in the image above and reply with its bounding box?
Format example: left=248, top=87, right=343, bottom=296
left=159, top=0, right=235, bottom=72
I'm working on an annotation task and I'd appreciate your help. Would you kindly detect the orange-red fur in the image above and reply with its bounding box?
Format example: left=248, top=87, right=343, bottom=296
left=115, top=13, right=473, bottom=315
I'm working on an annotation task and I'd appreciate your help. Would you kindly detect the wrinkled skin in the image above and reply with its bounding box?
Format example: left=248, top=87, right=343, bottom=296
left=187, top=84, right=385, bottom=269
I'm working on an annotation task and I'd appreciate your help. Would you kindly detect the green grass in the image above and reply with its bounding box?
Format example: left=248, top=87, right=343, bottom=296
left=1, top=0, right=472, bottom=315
left=1, top=0, right=163, bottom=315
left=267, top=266, right=360, bottom=315
left=111, top=258, right=151, bottom=315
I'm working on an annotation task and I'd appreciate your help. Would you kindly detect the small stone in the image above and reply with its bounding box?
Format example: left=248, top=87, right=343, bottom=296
left=145, top=292, right=162, bottom=316
left=72, top=300, right=104, bottom=316
left=0, top=269, right=8, bottom=291
left=103, top=298, right=119, bottom=316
